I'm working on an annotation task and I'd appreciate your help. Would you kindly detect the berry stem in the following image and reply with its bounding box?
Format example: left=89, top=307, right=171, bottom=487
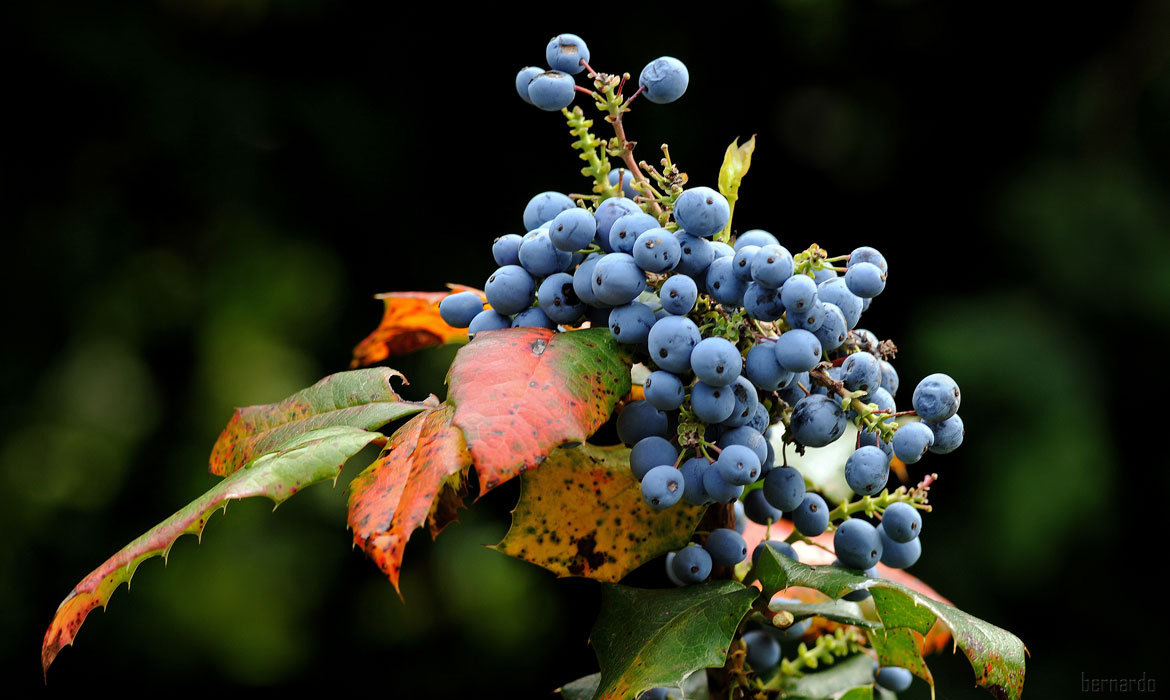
left=596, top=79, right=663, bottom=215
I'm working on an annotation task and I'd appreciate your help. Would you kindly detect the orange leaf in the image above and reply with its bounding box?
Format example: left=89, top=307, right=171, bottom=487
left=347, top=404, right=471, bottom=593
left=350, top=285, right=483, bottom=367
left=743, top=519, right=953, bottom=654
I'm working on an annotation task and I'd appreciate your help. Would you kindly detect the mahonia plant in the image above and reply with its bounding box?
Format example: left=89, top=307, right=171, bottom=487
left=42, top=32, right=1026, bottom=700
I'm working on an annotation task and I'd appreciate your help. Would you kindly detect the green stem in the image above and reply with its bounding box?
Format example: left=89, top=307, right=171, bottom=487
left=595, top=77, right=664, bottom=215
left=761, top=629, right=866, bottom=689
left=827, top=483, right=932, bottom=524
left=562, top=107, right=619, bottom=199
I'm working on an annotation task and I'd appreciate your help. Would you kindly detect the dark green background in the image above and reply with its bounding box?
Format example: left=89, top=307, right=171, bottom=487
left=6, top=1, right=1168, bottom=696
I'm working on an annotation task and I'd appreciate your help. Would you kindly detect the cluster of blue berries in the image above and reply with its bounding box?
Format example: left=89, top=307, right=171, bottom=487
left=514, top=33, right=689, bottom=112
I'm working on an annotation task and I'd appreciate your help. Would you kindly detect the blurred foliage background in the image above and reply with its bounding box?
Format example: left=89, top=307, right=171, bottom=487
left=5, top=1, right=1168, bottom=696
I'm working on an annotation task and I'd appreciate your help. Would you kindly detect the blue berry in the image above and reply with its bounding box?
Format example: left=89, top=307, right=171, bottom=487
left=492, top=234, right=524, bottom=266
left=845, top=261, right=886, bottom=298
left=608, top=302, right=656, bottom=344
left=743, top=282, right=786, bottom=321
left=892, top=422, right=934, bottom=464
left=592, top=253, right=646, bottom=306
left=673, top=231, right=715, bottom=278
left=732, top=245, right=760, bottom=280
left=715, top=445, right=761, bottom=486
left=438, top=291, right=483, bottom=328
left=648, top=315, right=702, bottom=373
left=515, top=66, right=543, bottom=105
left=512, top=306, right=556, bottom=329
left=849, top=246, right=888, bottom=275
left=639, top=56, right=689, bottom=104
left=879, top=360, right=899, bottom=396
left=717, top=426, right=768, bottom=465
left=616, top=400, right=668, bottom=445
left=745, top=341, right=792, bottom=391
left=523, top=191, right=575, bottom=231
left=679, top=457, right=711, bottom=505
left=545, top=33, right=590, bottom=75
left=786, top=299, right=825, bottom=332
left=792, top=493, right=829, bottom=536
left=927, top=414, right=964, bottom=453
left=673, top=187, right=730, bottom=237
left=594, top=197, right=642, bottom=251
left=743, top=489, right=782, bottom=524
left=763, top=466, right=806, bottom=512
left=844, top=446, right=889, bottom=496
left=608, top=168, right=640, bottom=198
left=722, top=376, right=759, bottom=428
left=659, top=274, right=698, bottom=315
left=549, top=207, right=596, bottom=251
left=467, top=309, right=511, bottom=337
left=571, top=254, right=603, bottom=306
left=834, top=519, right=882, bottom=570
left=630, top=437, right=678, bottom=481
left=527, top=70, right=576, bottom=111
left=912, top=373, right=961, bottom=422
left=780, top=274, right=818, bottom=312
left=537, top=273, right=585, bottom=325
left=691, top=337, right=742, bottom=387
left=641, top=465, right=685, bottom=510
left=518, top=229, right=572, bottom=277
left=643, top=371, right=685, bottom=410
left=632, top=228, right=681, bottom=273
left=742, top=630, right=781, bottom=672
left=692, top=382, right=736, bottom=424
left=705, top=256, right=747, bottom=306
left=790, top=395, right=846, bottom=447
left=671, top=544, right=712, bottom=583
left=816, top=277, right=863, bottom=329
left=841, top=352, right=882, bottom=394
left=877, top=525, right=921, bottom=569
left=664, top=551, right=685, bottom=587
left=484, top=265, right=535, bottom=315
left=608, top=212, right=659, bottom=254
left=774, top=329, right=822, bottom=372
left=750, top=244, right=794, bottom=289
left=704, top=528, right=748, bottom=566
left=734, top=229, right=779, bottom=250
left=702, top=466, right=744, bottom=504
left=881, top=502, right=922, bottom=543
left=875, top=666, right=913, bottom=692
left=813, top=303, right=848, bottom=350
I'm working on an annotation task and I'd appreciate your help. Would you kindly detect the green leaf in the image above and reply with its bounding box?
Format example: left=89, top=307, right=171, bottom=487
left=768, top=598, right=880, bottom=629
left=757, top=548, right=1027, bottom=700
left=558, top=673, right=602, bottom=700
left=716, top=135, right=756, bottom=239
left=783, top=653, right=876, bottom=699
left=558, top=670, right=709, bottom=700
left=447, top=327, right=631, bottom=494
left=839, top=686, right=875, bottom=700
left=869, top=627, right=932, bottom=687
left=209, top=367, right=430, bottom=476
left=42, top=426, right=383, bottom=675
left=590, top=581, right=758, bottom=700
left=494, top=443, right=705, bottom=582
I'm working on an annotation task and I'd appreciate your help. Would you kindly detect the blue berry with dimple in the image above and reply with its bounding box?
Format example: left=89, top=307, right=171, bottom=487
left=774, top=329, right=822, bottom=372
left=571, top=255, right=603, bottom=306
left=549, top=208, right=596, bottom=251
left=692, top=381, right=735, bottom=424
left=679, top=457, right=710, bottom=505
left=527, top=70, right=576, bottom=111
left=731, top=245, right=759, bottom=280
left=792, top=493, right=829, bottom=536
left=743, top=282, right=786, bottom=321
left=882, top=502, right=922, bottom=542
left=704, top=528, right=748, bottom=566
left=878, top=525, right=921, bottom=568
left=786, top=299, right=825, bottom=332
left=594, top=198, right=641, bottom=251
left=691, top=337, right=742, bottom=387
left=790, top=395, right=846, bottom=447
left=515, top=66, right=543, bottom=105
left=492, top=234, right=523, bottom=266
left=845, top=261, right=886, bottom=298
left=717, top=426, right=768, bottom=465
left=641, top=465, right=684, bottom=510
left=468, top=309, right=511, bottom=337
left=537, top=273, right=584, bottom=325
left=722, top=376, right=759, bottom=428
left=671, top=544, right=712, bottom=583
left=742, top=630, right=780, bottom=671
left=648, top=315, right=702, bottom=373
left=743, top=489, right=782, bottom=524
left=813, top=302, right=848, bottom=350
left=927, top=414, right=964, bottom=453
left=705, top=257, right=746, bottom=306
left=880, top=360, right=899, bottom=396
left=518, top=229, right=572, bottom=277
left=630, top=437, right=678, bottom=481
left=845, top=445, right=889, bottom=496
left=633, top=229, right=681, bottom=273
left=609, top=212, right=659, bottom=254
left=609, top=303, right=656, bottom=344
left=523, top=192, right=575, bottom=231
left=643, top=371, right=685, bottom=410
left=715, top=445, right=760, bottom=486
left=512, top=307, right=555, bottom=330
left=842, top=352, right=882, bottom=394
left=702, top=467, right=744, bottom=504
left=484, top=265, right=535, bottom=315
left=639, top=56, right=689, bottom=104
left=780, top=274, right=818, bottom=313
left=763, top=466, right=806, bottom=512
left=673, top=187, right=730, bottom=237
left=673, top=231, right=715, bottom=278
left=912, top=373, right=961, bottom=422
left=659, top=275, right=697, bottom=315
left=834, top=519, right=882, bottom=570
left=592, top=253, right=646, bottom=306
left=750, top=244, right=794, bottom=289
left=892, top=422, right=934, bottom=463
left=745, top=340, right=791, bottom=390
left=849, top=246, right=889, bottom=275
left=438, top=292, right=483, bottom=328
left=545, top=33, right=590, bottom=74
left=875, top=666, right=913, bottom=692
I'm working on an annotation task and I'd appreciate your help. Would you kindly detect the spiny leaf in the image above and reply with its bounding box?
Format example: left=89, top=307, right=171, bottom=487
left=768, top=598, right=880, bottom=630
left=590, top=581, right=758, bottom=700
left=783, top=653, right=876, bottom=699
left=756, top=548, right=1026, bottom=700
left=209, top=367, right=431, bottom=477
left=869, top=627, right=933, bottom=688
left=42, top=426, right=382, bottom=676
left=348, top=403, right=471, bottom=593
left=493, top=443, right=705, bottom=581
left=350, top=286, right=483, bottom=367
left=447, top=327, right=631, bottom=493
left=838, top=686, right=875, bottom=700
left=558, top=670, right=710, bottom=700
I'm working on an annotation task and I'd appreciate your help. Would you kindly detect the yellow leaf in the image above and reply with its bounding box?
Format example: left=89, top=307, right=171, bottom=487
left=718, top=134, right=756, bottom=201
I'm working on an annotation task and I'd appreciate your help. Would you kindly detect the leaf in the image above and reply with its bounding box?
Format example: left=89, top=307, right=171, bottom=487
left=493, top=443, right=705, bottom=581
left=42, top=426, right=382, bottom=675
left=348, top=403, right=471, bottom=593
left=209, top=367, right=430, bottom=477
left=768, top=599, right=880, bottom=630
left=447, top=327, right=631, bottom=493
left=558, top=670, right=709, bottom=700
left=869, top=627, right=933, bottom=687
left=590, top=581, right=758, bottom=700
left=838, top=687, right=874, bottom=700
left=756, top=549, right=1027, bottom=700
left=717, top=135, right=756, bottom=201
left=350, top=286, right=483, bottom=367
left=783, top=653, right=875, bottom=699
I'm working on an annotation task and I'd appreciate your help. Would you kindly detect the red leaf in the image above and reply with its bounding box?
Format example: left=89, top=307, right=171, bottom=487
left=348, top=404, right=471, bottom=593
left=350, top=286, right=483, bottom=367
left=446, top=327, right=631, bottom=494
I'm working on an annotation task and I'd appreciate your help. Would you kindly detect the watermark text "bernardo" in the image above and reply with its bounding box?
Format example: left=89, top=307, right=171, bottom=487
left=1082, top=672, right=1156, bottom=693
